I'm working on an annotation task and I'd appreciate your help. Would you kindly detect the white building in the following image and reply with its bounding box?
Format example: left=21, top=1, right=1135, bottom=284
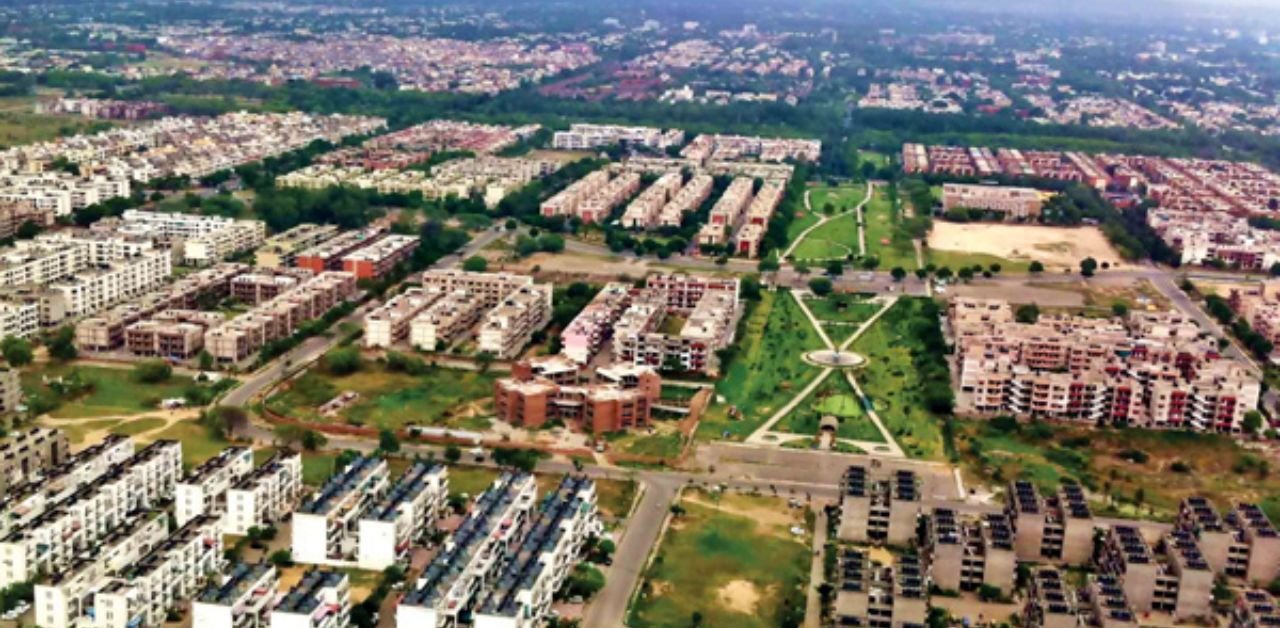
left=270, top=570, right=350, bottom=628
left=552, top=124, right=685, bottom=150
left=193, top=562, right=281, bottom=628
left=476, top=284, right=553, bottom=359
left=94, top=515, right=225, bottom=628
left=356, top=462, right=448, bottom=570
left=118, top=209, right=266, bottom=265
left=291, top=456, right=389, bottom=566
left=224, top=451, right=304, bottom=536
left=363, top=287, right=442, bottom=349
left=0, top=434, right=134, bottom=539
left=175, top=446, right=255, bottom=527
left=397, top=472, right=538, bottom=628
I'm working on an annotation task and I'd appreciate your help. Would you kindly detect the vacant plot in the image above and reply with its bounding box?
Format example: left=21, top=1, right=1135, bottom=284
left=791, top=212, right=858, bottom=261
left=596, top=478, right=639, bottom=523
left=629, top=490, right=809, bottom=628
left=863, top=186, right=919, bottom=270
left=852, top=299, right=950, bottom=460
left=22, top=364, right=197, bottom=419
left=778, top=374, right=884, bottom=442
left=697, top=291, right=827, bottom=441
left=145, top=420, right=229, bottom=468
left=608, top=423, right=685, bottom=460
left=266, top=361, right=496, bottom=430
left=0, top=97, right=116, bottom=148
left=956, top=420, right=1280, bottom=523
left=927, top=223, right=1125, bottom=273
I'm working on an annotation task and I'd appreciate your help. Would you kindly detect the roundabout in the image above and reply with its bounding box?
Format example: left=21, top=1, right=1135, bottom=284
left=802, top=348, right=867, bottom=369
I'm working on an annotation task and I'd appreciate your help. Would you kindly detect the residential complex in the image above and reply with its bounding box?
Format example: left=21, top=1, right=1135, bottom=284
left=255, top=223, right=340, bottom=269
left=941, top=183, right=1046, bottom=220
left=552, top=123, right=685, bottom=150
left=494, top=359, right=662, bottom=434
left=1175, top=497, right=1280, bottom=586
left=205, top=271, right=357, bottom=363
left=291, top=456, right=392, bottom=566
left=0, top=426, right=68, bottom=494
left=193, top=562, right=281, bottom=628
left=0, top=434, right=134, bottom=540
left=680, top=133, right=821, bottom=163
left=224, top=451, right=305, bottom=536
left=175, top=446, right=256, bottom=527
left=837, top=465, right=922, bottom=546
left=279, top=156, right=559, bottom=209
left=95, top=515, right=226, bottom=628
left=949, top=297, right=1261, bottom=432
left=269, top=570, right=351, bottom=628
left=540, top=169, right=640, bottom=224
left=115, top=209, right=266, bottom=266
left=1005, top=480, right=1096, bottom=565
left=356, top=462, right=448, bottom=571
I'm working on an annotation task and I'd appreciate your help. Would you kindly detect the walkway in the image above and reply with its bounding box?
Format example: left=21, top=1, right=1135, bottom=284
left=804, top=505, right=830, bottom=628
left=782, top=181, right=874, bottom=261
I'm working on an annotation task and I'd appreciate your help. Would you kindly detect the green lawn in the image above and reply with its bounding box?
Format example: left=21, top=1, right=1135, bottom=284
left=265, top=361, right=496, bottom=430
left=804, top=296, right=881, bottom=324
left=147, top=420, right=229, bottom=468
left=925, top=248, right=1030, bottom=274
left=22, top=364, right=198, bottom=419
left=858, top=150, right=890, bottom=169
left=447, top=465, right=501, bottom=500
left=55, top=418, right=121, bottom=444
left=809, top=185, right=866, bottom=214
left=777, top=373, right=885, bottom=442
left=852, top=299, right=948, bottom=460
left=0, top=98, right=117, bottom=148
left=784, top=202, right=821, bottom=243
left=111, top=417, right=168, bottom=437
left=791, top=212, right=858, bottom=261
left=608, top=429, right=685, bottom=460
left=629, top=491, right=809, bottom=628
left=596, top=478, right=638, bottom=523
left=697, top=291, right=827, bottom=441
left=863, top=186, right=919, bottom=270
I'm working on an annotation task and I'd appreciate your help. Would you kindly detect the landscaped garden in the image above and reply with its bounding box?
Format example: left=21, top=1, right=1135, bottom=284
left=629, top=490, right=809, bottom=628
left=851, top=297, right=953, bottom=460
left=804, top=294, right=883, bottom=344
left=955, top=419, right=1280, bottom=522
left=790, top=212, right=858, bottom=261
left=863, top=185, right=920, bottom=270
left=265, top=356, right=496, bottom=431
left=22, top=363, right=200, bottom=419
left=777, top=373, right=884, bottom=443
left=697, top=291, right=827, bottom=441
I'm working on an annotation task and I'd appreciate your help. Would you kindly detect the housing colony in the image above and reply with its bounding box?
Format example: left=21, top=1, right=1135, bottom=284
left=492, top=273, right=737, bottom=434
left=397, top=472, right=601, bottom=628
left=361, top=269, right=553, bottom=359
left=1228, top=280, right=1280, bottom=353
left=833, top=464, right=1280, bottom=626
left=0, top=437, right=301, bottom=628
left=551, top=123, right=686, bottom=151
left=0, top=111, right=383, bottom=217
left=0, top=426, right=68, bottom=494
left=857, top=67, right=1011, bottom=115
left=948, top=297, right=1260, bottom=433
left=290, top=455, right=448, bottom=570
left=194, top=564, right=352, bottom=628
left=901, top=142, right=1280, bottom=271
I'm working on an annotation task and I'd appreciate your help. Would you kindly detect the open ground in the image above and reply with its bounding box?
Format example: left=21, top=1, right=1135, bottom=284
left=926, top=223, right=1127, bottom=272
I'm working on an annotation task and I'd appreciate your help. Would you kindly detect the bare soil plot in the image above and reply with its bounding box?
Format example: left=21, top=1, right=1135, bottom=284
left=927, top=223, right=1127, bottom=272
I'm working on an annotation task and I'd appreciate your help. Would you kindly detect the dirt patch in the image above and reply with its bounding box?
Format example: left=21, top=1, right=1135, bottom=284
left=716, top=579, right=762, bottom=615
left=651, top=580, right=674, bottom=596
left=501, top=251, right=653, bottom=279
left=684, top=493, right=803, bottom=531
left=928, top=223, right=1126, bottom=271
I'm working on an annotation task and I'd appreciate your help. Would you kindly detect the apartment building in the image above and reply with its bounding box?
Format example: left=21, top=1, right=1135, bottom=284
left=552, top=124, right=684, bottom=150
left=608, top=274, right=740, bottom=374
left=1076, top=574, right=1139, bottom=628
left=927, top=508, right=1016, bottom=595
left=621, top=172, right=684, bottom=229
left=232, top=272, right=306, bottom=305
left=473, top=476, right=602, bottom=628
left=193, top=562, right=281, bottom=628
left=540, top=170, right=609, bottom=219
left=0, top=440, right=182, bottom=587
left=0, top=201, right=54, bottom=240
left=0, top=427, right=68, bottom=493
left=176, top=446, right=256, bottom=527
left=270, top=570, right=350, bottom=628
left=397, top=472, right=538, bottom=628
left=734, top=180, right=785, bottom=258
left=363, top=287, right=442, bottom=348
left=493, top=361, right=661, bottom=434
left=950, top=297, right=1261, bottom=433
left=697, top=177, right=753, bottom=247
left=292, top=456, right=390, bottom=566
left=118, top=209, right=266, bottom=266
left=224, top=451, right=304, bottom=536
left=94, top=515, right=225, bottom=628
left=295, top=228, right=385, bottom=274
left=75, top=263, right=246, bottom=351
left=33, top=510, right=169, bottom=628
left=125, top=313, right=218, bottom=359
left=476, top=284, right=553, bottom=359
left=0, top=300, right=39, bottom=340
left=1005, top=480, right=1095, bottom=565
left=658, top=174, right=713, bottom=228
left=408, top=290, right=485, bottom=351
left=1099, top=525, right=1213, bottom=621
left=941, top=183, right=1044, bottom=220
left=356, top=462, right=448, bottom=570
left=837, top=466, right=922, bottom=546
left=1177, top=497, right=1280, bottom=587
left=1234, top=589, right=1280, bottom=627
left=560, top=282, right=633, bottom=363
left=0, top=434, right=134, bottom=539
left=205, top=271, right=356, bottom=362
left=1023, top=567, right=1081, bottom=628
left=681, top=134, right=821, bottom=164
left=340, top=234, right=419, bottom=279
left=256, top=224, right=340, bottom=269
left=576, top=171, right=641, bottom=224
left=40, top=249, right=174, bottom=324
left=832, top=550, right=928, bottom=628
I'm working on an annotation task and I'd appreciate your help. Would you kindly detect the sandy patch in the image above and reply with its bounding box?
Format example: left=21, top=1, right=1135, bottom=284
left=717, top=580, right=762, bottom=614
left=683, top=493, right=802, bottom=530
left=927, top=223, right=1126, bottom=271
left=651, top=580, right=674, bottom=596
left=501, top=251, right=653, bottom=280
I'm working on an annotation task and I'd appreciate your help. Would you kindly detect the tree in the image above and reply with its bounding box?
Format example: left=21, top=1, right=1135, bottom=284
left=794, top=263, right=810, bottom=275
left=324, top=347, right=362, bottom=375
left=302, top=429, right=328, bottom=451
left=1271, top=262, right=1280, bottom=277
left=826, top=260, right=844, bottom=276
left=1111, top=302, right=1129, bottom=318
left=988, top=263, right=1002, bottom=274
left=15, top=220, right=41, bottom=239
left=890, top=267, right=906, bottom=282
left=268, top=549, right=294, bottom=568
left=444, top=444, right=462, bottom=463
left=203, top=406, right=248, bottom=440
left=133, top=359, right=172, bottom=383
left=936, top=267, right=953, bottom=281
left=560, top=564, right=605, bottom=601
left=198, top=350, right=214, bottom=371
left=462, top=256, right=488, bottom=272
left=1029, top=260, right=1044, bottom=274
left=1080, top=257, right=1098, bottom=277
left=1016, top=304, right=1040, bottom=324
left=0, top=336, right=32, bottom=367
left=46, top=326, right=78, bottom=361
left=808, top=277, right=833, bottom=296
left=379, top=428, right=401, bottom=454
left=1243, top=411, right=1264, bottom=436
left=914, top=268, right=928, bottom=280
left=758, top=257, right=780, bottom=272
left=958, top=267, right=974, bottom=282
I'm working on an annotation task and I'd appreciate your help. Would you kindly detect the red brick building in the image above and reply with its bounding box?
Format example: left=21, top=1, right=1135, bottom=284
left=493, top=358, right=661, bottom=434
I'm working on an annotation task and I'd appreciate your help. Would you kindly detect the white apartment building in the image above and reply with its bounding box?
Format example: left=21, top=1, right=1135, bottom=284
left=292, top=456, right=390, bottom=566
left=363, top=287, right=442, bottom=348
left=419, top=269, right=534, bottom=307
left=397, top=472, right=538, bottom=628
left=119, top=210, right=266, bottom=266
left=193, top=562, right=281, bottom=628
left=175, top=447, right=255, bottom=527
left=35, top=511, right=170, bottom=628
left=552, top=124, right=685, bottom=150
left=270, top=570, right=350, bottom=628
left=658, top=174, right=713, bottom=228
left=0, top=300, right=39, bottom=339
left=622, top=171, right=684, bottom=229
left=255, top=223, right=339, bottom=269
left=0, top=440, right=182, bottom=588
left=409, top=290, right=485, bottom=351
left=356, top=463, right=448, bottom=571
left=0, top=434, right=134, bottom=539
left=224, top=452, right=304, bottom=536
left=94, top=515, right=225, bottom=628
left=43, top=250, right=174, bottom=324
left=473, top=476, right=602, bottom=628
left=476, top=284, right=553, bottom=359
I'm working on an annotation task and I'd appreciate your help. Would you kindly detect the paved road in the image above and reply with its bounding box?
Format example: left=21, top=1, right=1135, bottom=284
left=222, top=227, right=508, bottom=409
left=583, top=475, right=681, bottom=628
left=803, top=505, right=830, bottom=628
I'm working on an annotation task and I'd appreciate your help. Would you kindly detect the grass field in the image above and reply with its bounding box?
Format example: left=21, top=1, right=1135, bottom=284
left=777, top=374, right=885, bottom=442
left=852, top=299, right=949, bottom=460
left=265, top=361, right=496, bottom=430
left=22, top=364, right=197, bottom=419
left=111, top=417, right=168, bottom=437
left=629, top=490, right=810, bottom=628
left=863, top=186, right=919, bottom=270
left=791, top=212, right=858, bottom=261
left=147, top=420, right=229, bottom=468
left=608, top=427, right=685, bottom=460
left=697, top=291, right=827, bottom=441
left=0, top=97, right=116, bottom=148
left=925, top=248, right=1030, bottom=274
left=809, top=185, right=866, bottom=214
left=956, top=420, right=1280, bottom=522
left=596, top=478, right=638, bottom=523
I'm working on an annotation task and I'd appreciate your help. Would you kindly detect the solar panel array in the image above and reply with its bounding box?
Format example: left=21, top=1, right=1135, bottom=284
left=276, top=569, right=344, bottom=614
left=197, top=562, right=274, bottom=606
left=364, top=462, right=444, bottom=522
left=298, top=455, right=383, bottom=516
